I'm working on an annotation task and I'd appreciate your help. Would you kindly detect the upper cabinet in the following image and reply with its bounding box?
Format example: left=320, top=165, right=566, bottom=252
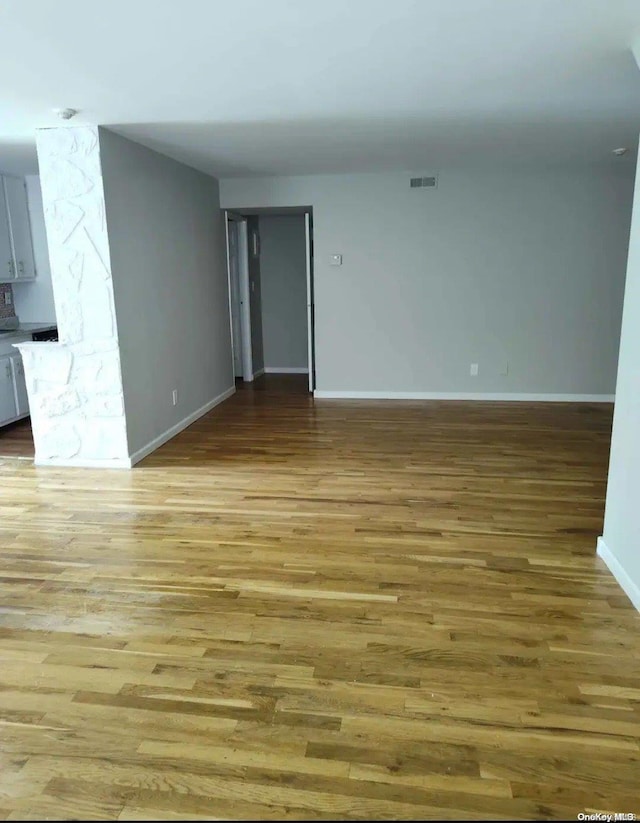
left=0, top=183, right=13, bottom=283
left=0, top=175, right=36, bottom=283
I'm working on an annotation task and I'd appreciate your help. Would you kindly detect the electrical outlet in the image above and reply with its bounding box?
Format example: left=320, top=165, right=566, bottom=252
left=172, top=389, right=178, bottom=406
left=470, top=363, right=479, bottom=377
left=500, top=362, right=509, bottom=377
left=4, top=290, right=12, bottom=306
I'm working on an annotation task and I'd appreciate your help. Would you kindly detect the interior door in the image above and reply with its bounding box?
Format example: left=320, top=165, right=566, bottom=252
left=226, top=218, right=243, bottom=377
left=304, top=212, right=315, bottom=391
left=237, top=220, right=253, bottom=381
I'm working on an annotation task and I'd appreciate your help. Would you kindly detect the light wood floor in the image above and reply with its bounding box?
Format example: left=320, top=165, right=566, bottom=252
left=0, top=418, right=34, bottom=460
left=0, top=376, right=638, bottom=821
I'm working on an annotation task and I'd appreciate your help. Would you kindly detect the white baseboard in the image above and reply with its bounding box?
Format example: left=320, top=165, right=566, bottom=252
left=251, top=368, right=265, bottom=380
left=33, top=386, right=237, bottom=469
left=264, top=367, right=309, bottom=374
left=129, top=385, right=236, bottom=466
left=313, top=391, right=615, bottom=402
left=596, top=537, right=640, bottom=612
left=34, top=455, right=134, bottom=469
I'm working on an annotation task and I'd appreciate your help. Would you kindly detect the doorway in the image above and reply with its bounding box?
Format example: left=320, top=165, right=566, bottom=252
left=225, top=208, right=315, bottom=392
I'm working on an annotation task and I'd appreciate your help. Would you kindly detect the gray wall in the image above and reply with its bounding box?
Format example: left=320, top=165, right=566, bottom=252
left=246, top=216, right=264, bottom=376
left=12, top=175, right=57, bottom=323
left=259, top=215, right=307, bottom=370
left=220, top=167, right=634, bottom=397
left=601, top=145, right=640, bottom=609
left=99, top=128, right=234, bottom=457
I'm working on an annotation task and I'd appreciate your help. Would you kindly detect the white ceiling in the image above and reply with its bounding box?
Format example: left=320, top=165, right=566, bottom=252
left=1, top=0, right=640, bottom=178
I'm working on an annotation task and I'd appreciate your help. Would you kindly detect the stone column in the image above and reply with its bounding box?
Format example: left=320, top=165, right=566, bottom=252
left=14, top=126, right=129, bottom=467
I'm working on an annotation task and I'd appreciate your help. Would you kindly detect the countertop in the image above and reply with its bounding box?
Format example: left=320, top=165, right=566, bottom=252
left=0, top=323, right=57, bottom=356
left=0, top=322, right=57, bottom=340
left=16, top=322, right=57, bottom=333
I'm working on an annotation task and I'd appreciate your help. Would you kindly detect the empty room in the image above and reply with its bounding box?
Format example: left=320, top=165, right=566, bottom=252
left=0, top=1, right=639, bottom=820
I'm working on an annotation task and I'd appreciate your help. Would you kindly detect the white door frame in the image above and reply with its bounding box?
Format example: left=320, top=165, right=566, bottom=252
left=304, top=212, right=315, bottom=391
left=225, top=212, right=253, bottom=382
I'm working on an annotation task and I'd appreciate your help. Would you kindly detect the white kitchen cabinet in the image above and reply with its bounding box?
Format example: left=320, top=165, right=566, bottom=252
left=10, top=353, right=28, bottom=417
left=0, top=175, right=36, bottom=283
left=4, top=176, right=36, bottom=281
left=0, top=183, right=13, bottom=283
left=0, top=356, right=18, bottom=423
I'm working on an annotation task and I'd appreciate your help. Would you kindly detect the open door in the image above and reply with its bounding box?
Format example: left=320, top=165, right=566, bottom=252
left=225, top=213, right=242, bottom=378
left=225, top=213, right=253, bottom=382
left=305, top=212, right=315, bottom=391
left=237, top=220, right=254, bottom=381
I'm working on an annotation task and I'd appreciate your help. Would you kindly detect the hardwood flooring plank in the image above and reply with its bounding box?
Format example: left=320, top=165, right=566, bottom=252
left=0, top=377, right=638, bottom=818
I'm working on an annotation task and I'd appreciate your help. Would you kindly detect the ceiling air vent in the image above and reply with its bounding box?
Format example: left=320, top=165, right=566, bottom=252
left=410, top=176, right=438, bottom=189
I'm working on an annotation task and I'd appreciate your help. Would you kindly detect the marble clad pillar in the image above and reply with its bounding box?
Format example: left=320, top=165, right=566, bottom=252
left=14, top=126, right=130, bottom=467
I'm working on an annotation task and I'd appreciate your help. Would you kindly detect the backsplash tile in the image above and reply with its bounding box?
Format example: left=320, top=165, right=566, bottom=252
left=0, top=283, right=16, bottom=319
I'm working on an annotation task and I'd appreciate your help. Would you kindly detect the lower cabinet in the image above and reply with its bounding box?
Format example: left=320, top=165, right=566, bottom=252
left=0, top=356, right=17, bottom=423
left=0, top=353, right=29, bottom=426
left=10, top=354, right=28, bottom=417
